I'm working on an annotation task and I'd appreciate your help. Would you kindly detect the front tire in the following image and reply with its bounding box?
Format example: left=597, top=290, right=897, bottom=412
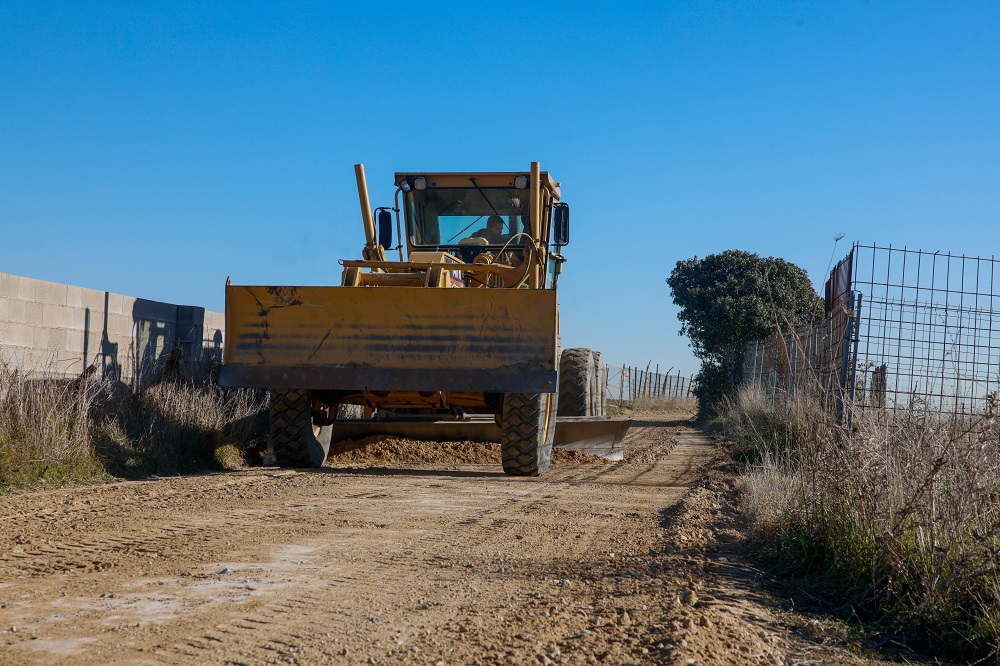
left=269, top=389, right=332, bottom=468
left=501, top=392, right=557, bottom=476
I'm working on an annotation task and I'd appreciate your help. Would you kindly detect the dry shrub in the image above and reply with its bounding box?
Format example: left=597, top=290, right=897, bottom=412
left=0, top=359, right=267, bottom=491
left=92, top=380, right=266, bottom=476
left=727, top=385, right=1000, bottom=659
left=0, top=364, right=105, bottom=489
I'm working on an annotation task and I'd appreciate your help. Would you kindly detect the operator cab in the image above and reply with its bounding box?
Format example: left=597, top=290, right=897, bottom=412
left=396, top=171, right=562, bottom=263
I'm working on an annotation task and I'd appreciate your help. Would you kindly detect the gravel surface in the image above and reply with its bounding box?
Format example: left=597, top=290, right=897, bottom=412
left=0, top=411, right=889, bottom=665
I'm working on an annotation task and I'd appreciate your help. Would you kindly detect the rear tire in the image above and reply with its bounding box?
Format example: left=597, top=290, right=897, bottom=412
left=501, top=392, right=557, bottom=476
left=269, top=389, right=332, bottom=468
left=558, top=348, right=594, bottom=417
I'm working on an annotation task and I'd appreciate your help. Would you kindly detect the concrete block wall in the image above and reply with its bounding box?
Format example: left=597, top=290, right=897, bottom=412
left=0, top=271, right=224, bottom=383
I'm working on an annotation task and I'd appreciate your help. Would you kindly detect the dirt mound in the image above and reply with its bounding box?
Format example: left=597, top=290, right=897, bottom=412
left=326, top=436, right=610, bottom=466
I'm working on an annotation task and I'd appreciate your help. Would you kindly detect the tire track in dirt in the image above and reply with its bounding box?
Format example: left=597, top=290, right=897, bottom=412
left=0, top=412, right=730, bottom=665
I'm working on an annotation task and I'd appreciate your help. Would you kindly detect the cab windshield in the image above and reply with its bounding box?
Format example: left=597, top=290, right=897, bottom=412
left=405, top=188, right=530, bottom=247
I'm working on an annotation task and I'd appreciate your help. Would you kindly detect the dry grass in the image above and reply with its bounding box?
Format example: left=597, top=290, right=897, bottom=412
left=723, top=385, right=1000, bottom=660
left=0, top=362, right=267, bottom=492
left=0, top=366, right=105, bottom=489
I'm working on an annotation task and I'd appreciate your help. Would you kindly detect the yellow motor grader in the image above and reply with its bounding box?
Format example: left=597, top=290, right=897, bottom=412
left=220, top=162, right=629, bottom=475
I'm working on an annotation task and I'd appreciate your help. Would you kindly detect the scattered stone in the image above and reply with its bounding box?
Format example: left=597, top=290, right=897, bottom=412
left=219, top=567, right=231, bottom=575
left=698, top=616, right=711, bottom=628
left=617, top=611, right=632, bottom=626
left=682, top=589, right=698, bottom=606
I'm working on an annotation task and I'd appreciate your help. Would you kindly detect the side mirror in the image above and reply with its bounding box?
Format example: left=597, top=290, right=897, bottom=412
left=553, top=204, right=570, bottom=246
left=377, top=209, right=393, bottom=248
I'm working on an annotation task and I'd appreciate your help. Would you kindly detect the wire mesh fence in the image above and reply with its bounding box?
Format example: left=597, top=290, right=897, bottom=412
left=741, top=242, right=1000, bottom=418
left=605, top=364, right=695, bottom=404
left=851, top=244, right=1000, bottom=414
left=741, top=303, right=855, bottom=413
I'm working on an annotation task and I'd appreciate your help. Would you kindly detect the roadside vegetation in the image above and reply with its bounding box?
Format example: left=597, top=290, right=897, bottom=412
left=666, top=249, right=823, bottom=416
left=720, top=385, right=1000, bottom=661
left=0, top=361, right=267, bottom=493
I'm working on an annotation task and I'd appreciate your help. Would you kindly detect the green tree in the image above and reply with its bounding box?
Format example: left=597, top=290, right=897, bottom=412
left=667, top=250, right=823, bottom=414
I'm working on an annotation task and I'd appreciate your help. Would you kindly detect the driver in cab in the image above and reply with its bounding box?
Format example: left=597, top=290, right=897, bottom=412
left=471, top=215, right=505, bottom=243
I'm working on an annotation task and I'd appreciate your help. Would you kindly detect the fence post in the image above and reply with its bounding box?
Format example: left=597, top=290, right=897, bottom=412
left=836, top=291, right=858, bottom=428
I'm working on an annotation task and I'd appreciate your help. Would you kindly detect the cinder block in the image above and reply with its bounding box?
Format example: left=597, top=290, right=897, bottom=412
left=83, top=330, right=103, bottom=364
left=0, top=345, right=28, bottom=368
left=204, top=310, right=225, bottom=329
left=25, top=301, right=43, bottom=325
left=65, top=331, right=85, bottom=354
left=26, top=348, right=61, bottom=374
left=16, top=276, right=35, bottom=301
left=66, top=285, right=84, bottom=308
left=45, top=327, right=67, bottom=350
left=0, top=272, right=17, bottom=298
left=107, top=312, right=133, bottom=339
left=63, top=306, right=88, bottom=333
left=80, top=288, right=107, bottom=314
left=36, top=280, right=68, bottom=306
left=107, top=292, right=127, bottom=316
left=7, top=299, right=26, bottom=323
left=204, top=327, right=225, bottom=349
left=42, top=304, right=74, bottom=329
left=31, top=325, right=52, bottom=349
left=3, top=322, right=35, bottom=347
left=53, top=355, right=82, bottom=378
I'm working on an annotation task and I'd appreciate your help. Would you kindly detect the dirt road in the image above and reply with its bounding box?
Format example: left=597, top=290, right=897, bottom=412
left=0, top=414, right=861, bottom=665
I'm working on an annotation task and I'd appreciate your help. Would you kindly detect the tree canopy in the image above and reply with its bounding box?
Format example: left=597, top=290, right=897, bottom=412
left=667, top=250, right=823, bottom=361
left=667, top=250, right=823, bottom=414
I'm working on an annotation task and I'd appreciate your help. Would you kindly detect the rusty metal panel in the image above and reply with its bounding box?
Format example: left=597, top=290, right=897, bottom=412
left=221, top=285, right=557, bottom=392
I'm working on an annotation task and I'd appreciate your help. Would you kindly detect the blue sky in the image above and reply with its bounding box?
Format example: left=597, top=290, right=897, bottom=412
left=2, top=2, right=998, bottom=376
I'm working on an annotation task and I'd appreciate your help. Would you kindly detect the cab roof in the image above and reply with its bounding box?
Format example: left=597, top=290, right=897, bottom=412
left=393, top=172, right=561, bottom=201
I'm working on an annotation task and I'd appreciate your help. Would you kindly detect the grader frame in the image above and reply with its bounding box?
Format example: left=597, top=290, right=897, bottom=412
left=220, top=162, right=629, bottom=475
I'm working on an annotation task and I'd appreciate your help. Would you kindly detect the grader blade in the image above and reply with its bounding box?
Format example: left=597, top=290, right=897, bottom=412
left=552, top=417, right=631, bottom=461
left=220, top=284, right=558, bottom=393
left=328, top=416, right=632, bottom=461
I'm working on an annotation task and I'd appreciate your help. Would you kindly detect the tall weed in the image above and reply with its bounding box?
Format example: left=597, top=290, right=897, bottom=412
left=726, top=386, right=1000, bottom=660
left=0, top=361, right=267, bottom=491
left=0, top=365, right=104, bottom=489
